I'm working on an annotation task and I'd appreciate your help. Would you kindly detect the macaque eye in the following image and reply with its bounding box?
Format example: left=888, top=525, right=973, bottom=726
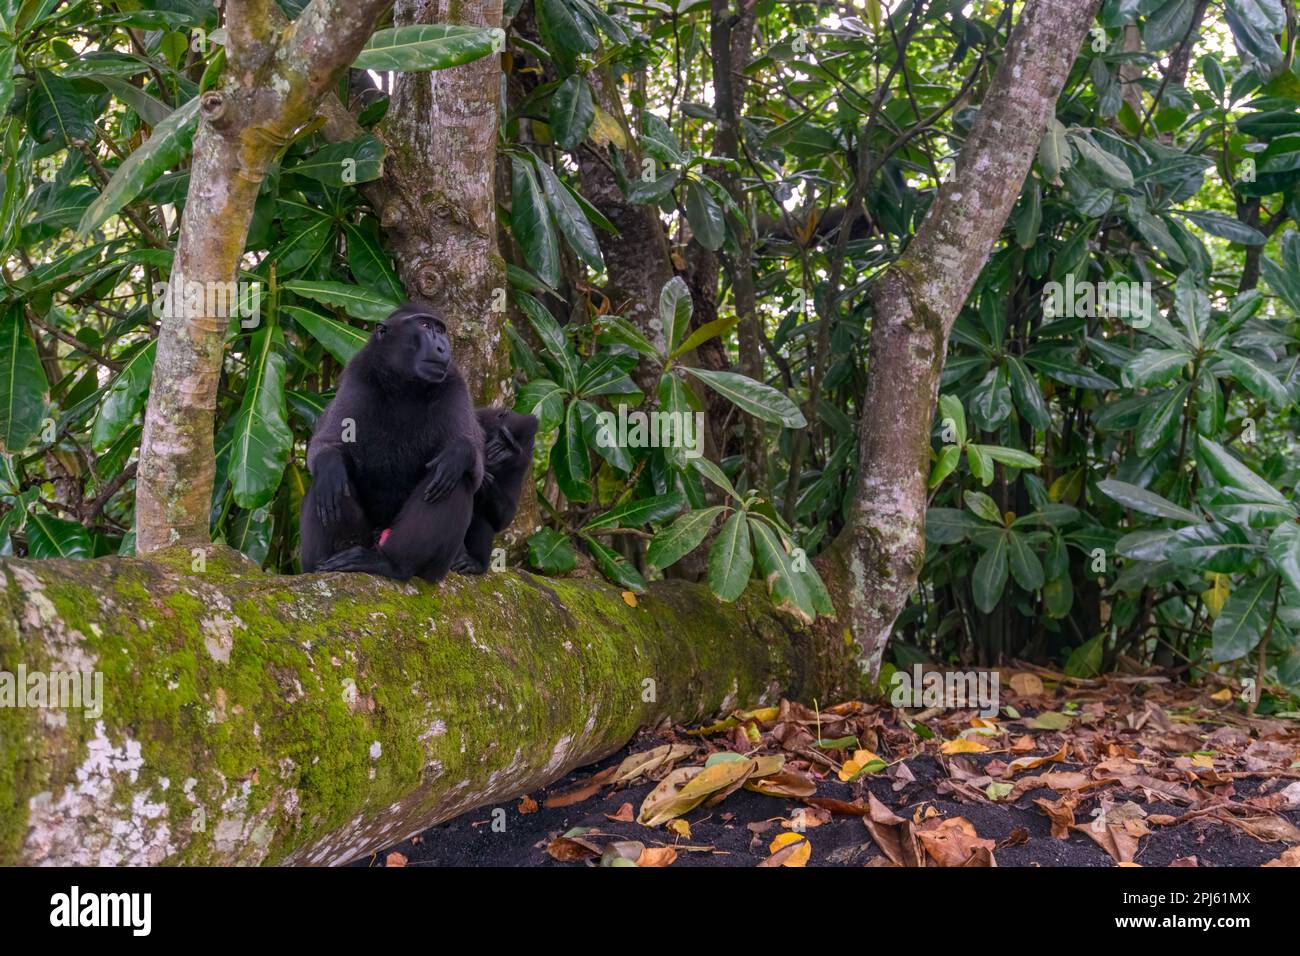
left=376, top=324, right=389, bottom=336
left=419, top=320, right=431, bottom=330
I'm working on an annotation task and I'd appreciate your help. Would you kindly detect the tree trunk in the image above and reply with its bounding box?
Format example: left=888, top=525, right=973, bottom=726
left=134, top=0, right=395, bottom=553
left=0, top=549, right=852, bottom=865
left=841, top=0, right=1102, bottom=678
left=377, top=0, right=513, bottom=405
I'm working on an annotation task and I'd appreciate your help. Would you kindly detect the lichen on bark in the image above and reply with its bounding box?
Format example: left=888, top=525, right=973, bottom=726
left=0, top=547, right=851, bottom=865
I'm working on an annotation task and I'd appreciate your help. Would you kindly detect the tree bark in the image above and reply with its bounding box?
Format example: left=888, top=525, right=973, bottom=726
left=134, top=0, right=395, bottom=553
left=840, top=0, right=1102, bottom=678
left=0, top=548, right=852, bottom=865
left=377, top=0, right=513, bottom=405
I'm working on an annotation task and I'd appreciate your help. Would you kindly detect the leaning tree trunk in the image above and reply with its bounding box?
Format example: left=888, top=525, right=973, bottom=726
left=0, top=549, right=852, bottom=865
left=134, top=0, right=395, bottom=553
left=840, top=0, right=1103, bottom=678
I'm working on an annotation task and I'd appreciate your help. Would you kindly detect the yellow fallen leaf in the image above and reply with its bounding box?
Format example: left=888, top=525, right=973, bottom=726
left=666, top=818, right=691, bottom=840
left=940, top=738, right=990, bottom=755
left=621, top=591, right=638, bottom=607
left=766, top=832, right=811, bottom=867
left=1210, top=687, right=1233, bottom=702
left=1191, top=754, right=1215, bottom=769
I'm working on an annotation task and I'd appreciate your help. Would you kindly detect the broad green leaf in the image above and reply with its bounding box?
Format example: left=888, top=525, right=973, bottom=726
left=1123, top=348, right=1192, bottom=388
left=552, top=400, right=591, bottom=502
left=550, top=74, right=595, bottom=151
left=78, top=95, right=199, bottom=236
left=582, top=532, right=646, bottom=591
left=282, top=281, right=397, bottom=322
left=937, top=393, right=967, bottom=444
left=659, top=276, right=692, bottom=353
left=964, top=490, right=1002, bottom=524
left=534, top=156, right=603, bottom=272
left=91, top=339, right=155, bottom=450
left=750, top=518, right=833, bottom=622
left=228, top=326, right=293, bottom=509
left=928, top=444, right=961, bottom=489
left=683, top=179, right=725, bottom=251
left=1007, top=532, right=1044, bottom=591
left=976, top=445, right=1042, bottom=470
left=691, top=455, right=741, bottom=501
left=1007, top=356, right=1050, bottom=430
left=1199, top=438, right=1290, bottom=506
left=1213, top=351, right=1290, bottom=407
left=671, top=313, right=739, bottom=360
left=285, top=305, right=368, bottom=363
left=1135, top=382, right=1189, bottom=455
left=1097, top=479, right=1203, bottom=523
left=528, top=527, right=577, bottom=573
left=512, top=156, right=561, bottom=288
left=344, top=219, right=405, bottom=302
left=1212, top=574, right=1277, bottom=662
left=925, top=507, right=980, bottom=544
left=972, top=534, right=1009, bottom=613
left=585, top=491, right=685, bottom=530
left=1268, top=522, right=1300, bottom=594
left=0, top=304, right=48, bottom=452
left=515, top=291, right=579, bottom=390
left=681, top=367, right=806, bottom=428
left=28, top=68, right=95, bottom=147
left=708, top=509, right=752, bottom=602
left=353, top=25, right=503, bottom=71
left=286, top=135, right=384, bottom=187
left=25, top=511, right=92, bottom=559
left=596, top=315, right=659, bottom=357
left=647, top=505, right=724, bottom=570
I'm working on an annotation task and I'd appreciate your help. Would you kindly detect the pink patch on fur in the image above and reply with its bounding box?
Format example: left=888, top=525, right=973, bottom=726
left=379, top=528, right=392, bottom=547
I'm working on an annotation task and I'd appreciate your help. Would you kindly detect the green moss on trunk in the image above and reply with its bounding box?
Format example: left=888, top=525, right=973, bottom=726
left=0, top=547, right=851, bottom=865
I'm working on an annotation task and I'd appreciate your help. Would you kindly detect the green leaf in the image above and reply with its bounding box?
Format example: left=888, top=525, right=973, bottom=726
left=550, top=74, right=595, bottom=151
left=1123, top=348, right=1192, bottom=388
left=1213, top=351, right=1290, bottom=406
left=750, top=518, right=833, bottom=622
left=1212, top=574, right=1277, bottom=662
left=683, top=179, right=725, bottom=251
left=690, top=456, right=741, bottom=501
left=1070, top=134, right=1133, bottom=188
left=647, top=506, right=724, bottom=570
left=1007, top=532, right=1044, bottom=591
left=1180, top=209, right=1266, bottom=245
left=285, top=305, right=368, bottom=364
left=972, top=534, right=1009, bottom=613
left=659, top=276, right=692, bottom=353
left=976, top=445, right=1042, bottom=470
left=0, top=304, right=48, bottom=452
left=671, top=313, right=738, bottom=360
left=537, top=0, right=599, bottom=55
left=928, top=444, right=961, bottom=490
left=28, top=68, right=95, bottom=147
left=516, top=378, right=566, bottom=432
left=528, top=527, right=577, bottom=573
left=585, top=491, right=685, bottom=530
left=1037, top=118, right=1072, bottom=186
left=1064, top=634, right=1104, bottom=678
left=708, top=509, right=752, bottom=602
left=937, top=393, right=967, bottom=444
left=534, top=156, right=603, bottom=272
left=1268, top=522, right=1300, bottom=594
left=552, top=400, right=591, bottom=502
left=285, top=135, right=385, bottom=187
left=1228, top=0, right=1286, bottom=34
left=91, top=339, right=155, bottom=451
left=596, top=315, right=660, bottom=358
left=1007, top=356, right=1050, bottom=430
left=25, top=511, right=92, bottom=559
left=964, top=491, right=1002, bottom=524
left=681, top=367, right=806, bottom=428
left=582, top=533, right=647, bottom=591
left=344, top=219, right=405, bottom=302
left=515, top=291, right=579, bottom=390
left=282, top=281, right=397, bottom=322
left=1135, top=382, right=1189, bottom=455
left=1097, top=479, right=1203, bottom=523
left=77, top=96, right=199, bottom=236
left=1143, top=0, right=1194, bottom=51
left=353, top=25, right=503, bottom=71
left=512, top=156, right=561, bottom=288
left=228, top=326, right=293, bottom=509
left=925, top=507, right=980, bottom=544
left=1198, top=438, right=1289, bottom=506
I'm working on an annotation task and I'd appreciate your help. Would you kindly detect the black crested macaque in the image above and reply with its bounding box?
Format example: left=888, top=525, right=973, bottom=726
left=299, top=304, right=484, bottom=582
left=451, top=407, right=539, bottom=575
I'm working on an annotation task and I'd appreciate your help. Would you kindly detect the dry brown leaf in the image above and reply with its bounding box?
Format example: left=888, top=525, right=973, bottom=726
left=604, top=802, right=634, bottom=823
left=636, top=846, right=677, bottom=867
left=862, top=793, right=925, bottom=867
left=916, top=817, right=997, bottom=867
left=1005, top=743, right=1069, bottom=776
left=1263, top=846, right=1300, bottom=867
left=517, top=794, right=539, bottom=814
left=1010, top=672, right=1045, bottom=696
left=385, top=851, right=408, bottom=868
left=1034, top=792, right=1080, bottom=839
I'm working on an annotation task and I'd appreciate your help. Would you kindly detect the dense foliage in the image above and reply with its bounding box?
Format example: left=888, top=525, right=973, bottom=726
left=2, top=0, right=1299, bottom=707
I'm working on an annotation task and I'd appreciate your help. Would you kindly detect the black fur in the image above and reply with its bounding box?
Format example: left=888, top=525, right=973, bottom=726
left=451, top=407, right=538, bottom=575
left=299, top=304, right=484, bottom=582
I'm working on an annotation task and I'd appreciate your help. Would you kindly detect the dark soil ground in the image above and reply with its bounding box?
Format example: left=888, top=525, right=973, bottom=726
left=355, top=733, right=1300, bottom=868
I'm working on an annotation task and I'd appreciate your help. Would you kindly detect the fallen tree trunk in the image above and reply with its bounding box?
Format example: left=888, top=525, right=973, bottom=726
left=0, top=547, right=852, bottom=866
